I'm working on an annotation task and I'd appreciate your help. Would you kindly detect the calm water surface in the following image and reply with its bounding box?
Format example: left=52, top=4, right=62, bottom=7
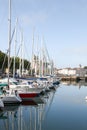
left=0, top=82, right=87, bottom=130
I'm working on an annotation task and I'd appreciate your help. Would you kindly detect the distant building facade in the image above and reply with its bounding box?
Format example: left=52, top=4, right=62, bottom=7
left=57, top=67, right=87, bottom=77
left=58, top=68, right=76, bottom=76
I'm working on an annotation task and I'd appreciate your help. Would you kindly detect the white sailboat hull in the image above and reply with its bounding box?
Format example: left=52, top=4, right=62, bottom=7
left=2, top=95, right=22, bottom=104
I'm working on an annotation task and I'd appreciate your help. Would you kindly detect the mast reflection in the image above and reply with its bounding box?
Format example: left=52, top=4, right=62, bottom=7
left=0, top=90, right=56, bottom=130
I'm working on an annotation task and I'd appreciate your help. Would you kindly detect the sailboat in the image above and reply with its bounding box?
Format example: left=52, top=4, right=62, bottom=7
left=1, top=90, right=22, bottom=104
left=0, top=0, right=22, bottom=104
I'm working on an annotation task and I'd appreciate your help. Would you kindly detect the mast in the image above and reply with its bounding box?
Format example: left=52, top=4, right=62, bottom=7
left=35, top=35, right=39, bottom=76
left=31, top=29, right=34, bottom=76
left=13, top=19, right=17, bottom=78
left=41, top=41, right=44, bottom=77
left=8, top=0, right=11, bottom=87
left=19, top=32, right=22, bottom=77
left=22, top=31, right=24, bottom=76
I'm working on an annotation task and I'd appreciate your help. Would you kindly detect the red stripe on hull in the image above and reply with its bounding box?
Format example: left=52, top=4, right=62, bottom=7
left=19, top=93, right=39, bottom=98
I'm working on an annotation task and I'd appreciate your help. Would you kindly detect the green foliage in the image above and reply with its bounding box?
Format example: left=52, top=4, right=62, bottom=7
left=24, top=59, right=30, bottom=70
left=0, top=50, right=31, bottom=73
left=0, top=51, right=8, bottom=71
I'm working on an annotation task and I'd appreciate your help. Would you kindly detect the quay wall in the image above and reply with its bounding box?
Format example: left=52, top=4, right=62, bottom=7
left=61, top=76, right=82, bottom=82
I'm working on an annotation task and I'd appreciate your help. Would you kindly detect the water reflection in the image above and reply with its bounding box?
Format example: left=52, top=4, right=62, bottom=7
left=0, top=89, right=57, bottom=130
left=61, top=80, right=87, bottom=88
left=1, top=82, right=87, bottom=130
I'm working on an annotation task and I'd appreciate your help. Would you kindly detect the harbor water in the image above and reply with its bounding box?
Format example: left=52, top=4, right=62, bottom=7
left=0, top=81, right=87, bottom=130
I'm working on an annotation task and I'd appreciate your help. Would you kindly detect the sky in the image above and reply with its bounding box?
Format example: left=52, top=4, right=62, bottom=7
left=0, top=0, right=87, bottom=69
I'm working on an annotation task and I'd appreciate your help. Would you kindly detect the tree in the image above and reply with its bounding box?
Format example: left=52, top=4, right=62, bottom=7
left=0, top=50, right=31, bottom=74
left=0, top=51, right=8, bottom=72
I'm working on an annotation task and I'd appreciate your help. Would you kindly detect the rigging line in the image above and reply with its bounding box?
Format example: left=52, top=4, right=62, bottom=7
left=24, top=42, right=30, bottom=60
left=8, top=17, right=18, bottom=52
left=26, top=62, right=30, bottom=70
left=16, top=44, right=21, bottom=57
left=7, top=27, right=16, bottom=68
left=2, top=27, right=18, bottom=71
left=17, top=19, right=23, bottom=33
left=9, top=26, right=15, bottom=47
left=43, top=38, right=51, bottom=63
left=9, top=44, right=21, bottom=69
left=22, top=41, right=31, bottom=70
